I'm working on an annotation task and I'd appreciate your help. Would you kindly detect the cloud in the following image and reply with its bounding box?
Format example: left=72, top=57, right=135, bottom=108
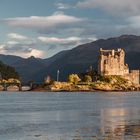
left=27, top=48, right=45, bottom=58
left=2, top=12, right=90, bottom=44
left=8, top=33, right=28, bottom=40
left=127, top=16, right=140, bottom=28
left=3, top=12, right=85, bottom=31
left=0, top=42, right=45, bottom=58
left=77, top=0, right=140, bottom=16
left=105, top=16, right=140, bottom=36
left=7, top=41, right=19, bottom=45
left=55, top=3, right=72, bottom=9
left=38, top=36, right=81, bottom=45
left=38, top=36, right=97, bottom=49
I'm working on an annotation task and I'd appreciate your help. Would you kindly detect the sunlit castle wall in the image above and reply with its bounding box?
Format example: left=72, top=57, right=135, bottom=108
left=124, top=70, right=140, bottom=85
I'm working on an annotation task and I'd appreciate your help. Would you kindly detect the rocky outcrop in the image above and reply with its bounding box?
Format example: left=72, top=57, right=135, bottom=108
left=49, top=82, right=92, bottom=91
left=93, top=75, right=140, bottom=91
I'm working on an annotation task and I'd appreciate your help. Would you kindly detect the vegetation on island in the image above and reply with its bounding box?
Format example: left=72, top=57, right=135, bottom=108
left=46, top=68, right=140, bottom=91
left=0, top=61, right=20, bottom=84
left=83, top=75, right=92, bottom=83
left=94, top=75, right=137, bottom=91
left=0, top=61, right=19, bottom=79
left=0, top=78, right=20, bottom=84
left=0, top=54, right=136, bottom=92
left=68, top=74, right=81, bottom=84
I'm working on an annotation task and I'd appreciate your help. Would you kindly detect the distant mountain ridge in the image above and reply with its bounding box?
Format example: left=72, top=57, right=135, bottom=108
left=0, top=50, right=69, bottom=82
left=0, top=35, right=140, bottom=82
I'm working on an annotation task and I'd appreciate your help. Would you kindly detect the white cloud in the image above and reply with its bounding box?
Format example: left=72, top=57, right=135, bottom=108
left=7, top=41, right=19, bottom=45
left=55, top=3, right=72, bottom=9
left=38, top=36, right=82, bottom=45
left=0, top=42, right=45, bottom=58
left=0, top=44, right=6, bottom=54
left=38, top=36, right=97, bottom=49
left=8, top=33, right=28, bottom=40
left=4, top=12, right=84, bottom=30
left=77, top=0, right=140, bottom=16
left=28, top=48, right=45, bottom=58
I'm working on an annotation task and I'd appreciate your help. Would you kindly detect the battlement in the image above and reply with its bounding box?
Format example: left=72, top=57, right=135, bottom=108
left=130, top=70, right=140, bottom=74
left=100, top=48, right=124, bottom=57
left=125, top=70, right=140, bottom=85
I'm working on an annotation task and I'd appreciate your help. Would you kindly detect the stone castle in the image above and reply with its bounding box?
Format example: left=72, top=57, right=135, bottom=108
left=98, top=48, right=140, bottom=84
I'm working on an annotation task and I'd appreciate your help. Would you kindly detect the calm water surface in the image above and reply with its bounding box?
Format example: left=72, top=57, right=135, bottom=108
left=0, top=91, right=139, bottom=140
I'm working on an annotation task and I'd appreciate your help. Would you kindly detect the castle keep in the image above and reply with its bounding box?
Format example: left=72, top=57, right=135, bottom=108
left=98, top=48, right=140, bottom=84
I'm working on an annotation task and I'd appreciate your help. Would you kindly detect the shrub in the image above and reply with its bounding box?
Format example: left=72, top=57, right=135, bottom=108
left=84, top=75, right=92, bottom=83
left=68, top=74, right=81, bottom=84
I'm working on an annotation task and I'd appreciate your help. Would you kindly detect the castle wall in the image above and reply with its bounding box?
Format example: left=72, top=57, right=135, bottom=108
left=124, top=70, right=140, bottom=85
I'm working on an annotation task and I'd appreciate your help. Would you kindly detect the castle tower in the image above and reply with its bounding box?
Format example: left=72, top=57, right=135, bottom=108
left=98, top=48, right=129, bottom=76
left=98, top=48, right=139, bottom=84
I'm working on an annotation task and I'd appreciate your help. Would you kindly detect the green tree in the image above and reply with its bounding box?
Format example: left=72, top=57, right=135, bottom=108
left=84, top=75, right=92, bottom=83
left=0, top=61, right=19, bottom=80
left=68, top=74, right=81, bottom=84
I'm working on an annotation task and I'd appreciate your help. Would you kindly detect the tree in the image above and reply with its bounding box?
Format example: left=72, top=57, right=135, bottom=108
left=68, top=74, right=81, bottom=84
left=7, top=78, right=20, bottom=84
left=80, top=66, right=98, bottom=82
left=0, top=61, right=19, bottom=80
left=84, top=75, right=92, bottom=83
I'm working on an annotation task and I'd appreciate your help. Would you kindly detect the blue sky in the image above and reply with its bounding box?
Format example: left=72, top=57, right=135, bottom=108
left=0, top=0, right=140, bottom=58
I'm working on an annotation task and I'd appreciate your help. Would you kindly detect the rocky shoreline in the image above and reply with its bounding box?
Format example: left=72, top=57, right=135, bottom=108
left=0, top=79, right=140, bottom=92
left=32, top=81, right=140, bottom=92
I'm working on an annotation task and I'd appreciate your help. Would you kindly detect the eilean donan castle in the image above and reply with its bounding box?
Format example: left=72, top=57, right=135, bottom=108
left=98, top=48, right=139, bottom=84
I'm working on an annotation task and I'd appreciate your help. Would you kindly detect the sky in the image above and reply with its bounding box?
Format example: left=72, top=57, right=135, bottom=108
left=0, top=0, right=140, bottom=58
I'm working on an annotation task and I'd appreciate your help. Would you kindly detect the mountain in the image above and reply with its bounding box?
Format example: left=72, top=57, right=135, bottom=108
left=0, top=54, right=47, bottom=82
left=0, top=50, right=69, bottom=82
left=34, top=35, right=140, bottom=81
left=0, top=35, right=140, bottom=82
left=43, top=50, right=69, bottom=66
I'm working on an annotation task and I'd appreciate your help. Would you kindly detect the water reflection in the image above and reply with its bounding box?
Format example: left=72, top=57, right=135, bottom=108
left=0, top=92, right=140, bottom=140
left=100, top=108, right=140, bottom=140
left=73, top=108, right=140, bottom=140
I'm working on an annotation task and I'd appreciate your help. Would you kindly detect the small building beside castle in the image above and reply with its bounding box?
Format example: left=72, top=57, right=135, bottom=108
left=98, top=48, right=140, bottom=84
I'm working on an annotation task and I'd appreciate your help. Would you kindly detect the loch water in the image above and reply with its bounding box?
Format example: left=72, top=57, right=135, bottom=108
left=0, top=91, right=139, bottom=140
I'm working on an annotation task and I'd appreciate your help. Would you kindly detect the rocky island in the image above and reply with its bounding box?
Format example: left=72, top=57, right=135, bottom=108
left=0, top=48, right=139, bottom=92
left=33, top=48, right=140, bottom=92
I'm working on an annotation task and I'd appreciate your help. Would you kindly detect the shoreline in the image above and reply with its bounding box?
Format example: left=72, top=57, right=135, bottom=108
left=0, top=86, right=140, bottom=92
left=0, top=81, right=140, bottom=92
left=30, top=88, right=140, bottom=92
left=0, top=89, right=140, bottom=92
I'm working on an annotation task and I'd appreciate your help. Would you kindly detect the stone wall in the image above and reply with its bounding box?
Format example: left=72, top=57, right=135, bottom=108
left=124, top=70, right=140, bottom=85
